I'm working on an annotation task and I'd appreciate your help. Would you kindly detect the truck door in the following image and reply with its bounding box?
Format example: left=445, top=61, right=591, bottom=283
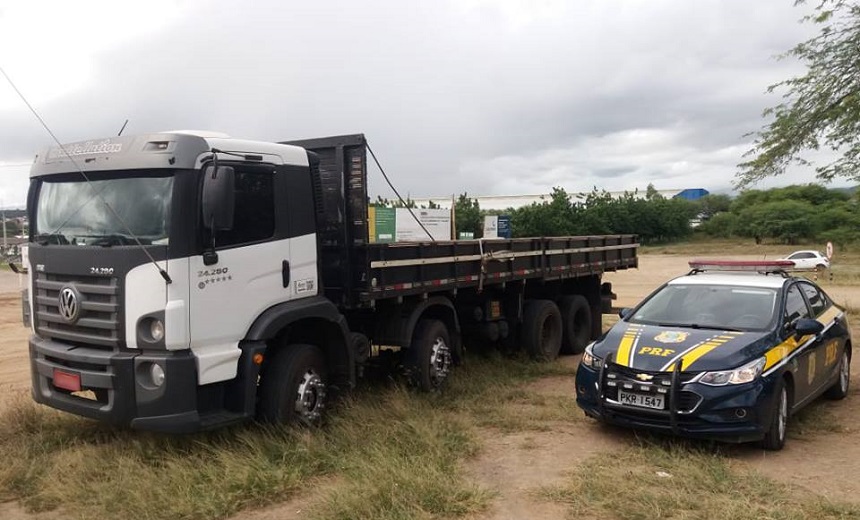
left=188, top=163, right=309, bottom=385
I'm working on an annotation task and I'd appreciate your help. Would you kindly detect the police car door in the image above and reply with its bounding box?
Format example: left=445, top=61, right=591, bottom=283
left=799, top=282, right=841, bottom=398
left=783, top=283, right=823, bottom=405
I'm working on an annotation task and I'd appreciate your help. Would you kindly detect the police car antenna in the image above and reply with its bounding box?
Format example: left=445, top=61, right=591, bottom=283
left=0, top=65, right=172, bottom=284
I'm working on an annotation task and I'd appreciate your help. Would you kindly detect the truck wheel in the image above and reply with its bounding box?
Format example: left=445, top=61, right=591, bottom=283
left=257, top=344, right=327, bottom=426
left=824, top=348, right=850, bottom=400
left=405, top=319, right=452, bottom=391
left=522, top=300, right=563, bottom=361
left=761, top=378, right=789, bottom=451
left=559, top=295, right=592, bottom=355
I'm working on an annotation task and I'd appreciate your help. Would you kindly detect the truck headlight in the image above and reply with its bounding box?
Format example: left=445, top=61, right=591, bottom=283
left=698, top=357, right=766, bottom=386
left=581, top=342, right=603, bottom=369
left=138, top=316, right=165, bottom=345
left=150, top=319, right=165, bottom=342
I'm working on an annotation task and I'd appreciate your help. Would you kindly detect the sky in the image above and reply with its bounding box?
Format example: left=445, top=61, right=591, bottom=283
left=0, top=0, right=847, bottom=208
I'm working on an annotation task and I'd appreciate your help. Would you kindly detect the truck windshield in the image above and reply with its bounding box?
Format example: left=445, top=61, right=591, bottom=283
left=35, top=174, right=173, bottom=246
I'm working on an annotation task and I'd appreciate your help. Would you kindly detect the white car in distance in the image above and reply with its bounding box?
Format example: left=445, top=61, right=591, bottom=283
left=779, top=250, right=830, bottom=270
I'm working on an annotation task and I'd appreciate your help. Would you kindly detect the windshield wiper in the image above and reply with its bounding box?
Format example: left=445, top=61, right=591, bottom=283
left=83, top=234, right=151, bottom=247
left=34, top=233, right=69, bottom=246
left=657, top=323, right=744, bottom=332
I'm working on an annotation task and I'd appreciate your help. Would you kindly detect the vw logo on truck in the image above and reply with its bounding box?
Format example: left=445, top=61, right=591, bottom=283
left=58, top=286, right=81, bottom=323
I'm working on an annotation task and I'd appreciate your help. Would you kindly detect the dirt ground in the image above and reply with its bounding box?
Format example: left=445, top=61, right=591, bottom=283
left=1, top=256, right=859, bottom=519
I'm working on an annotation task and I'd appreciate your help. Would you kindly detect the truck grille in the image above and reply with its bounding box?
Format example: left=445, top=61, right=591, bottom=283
left=34, top=273, right=120, bottom=348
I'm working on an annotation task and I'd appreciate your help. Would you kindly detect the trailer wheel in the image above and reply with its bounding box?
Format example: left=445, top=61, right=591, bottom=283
left=257, top=344, right=328, bottom=426
left=522, top=300, right=563, bottom=361
left=405, top=319, right=452, bottom=391
left=559, top=295, right=592, bottom=355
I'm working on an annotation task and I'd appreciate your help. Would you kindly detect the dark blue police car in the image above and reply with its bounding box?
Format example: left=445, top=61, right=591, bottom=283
left=575, top=260, right=852, bottom=450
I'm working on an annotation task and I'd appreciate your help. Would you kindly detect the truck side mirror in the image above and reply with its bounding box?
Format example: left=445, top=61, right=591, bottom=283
left=202, top=165, right=235, bottom=231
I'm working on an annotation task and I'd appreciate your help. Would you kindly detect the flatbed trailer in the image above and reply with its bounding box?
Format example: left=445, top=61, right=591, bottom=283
left=363, top=236, right=638, bottom=300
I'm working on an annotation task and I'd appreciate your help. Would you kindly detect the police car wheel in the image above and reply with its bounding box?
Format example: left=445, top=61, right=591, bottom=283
left=825, top=349, right=850, bottom=400
left=761, top=379, right=788, bottom=451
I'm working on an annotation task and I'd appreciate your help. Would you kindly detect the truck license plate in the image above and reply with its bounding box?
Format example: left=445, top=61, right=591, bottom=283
left=618, top=390, right=664, bottom=410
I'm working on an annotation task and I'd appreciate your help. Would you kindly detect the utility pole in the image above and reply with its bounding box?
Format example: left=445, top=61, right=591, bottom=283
left=1, top=200, right=6, bottom=254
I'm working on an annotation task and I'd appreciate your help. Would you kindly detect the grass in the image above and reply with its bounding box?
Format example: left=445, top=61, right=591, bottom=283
left=536, top=440, right=860, bottom=520
left=2, top=237, right=858, bottom=519
left=0, top=351, right=573, bottom=520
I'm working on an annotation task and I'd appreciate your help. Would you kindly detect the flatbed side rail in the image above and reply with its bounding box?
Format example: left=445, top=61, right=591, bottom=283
left=360, top=235, right=638, bottom=301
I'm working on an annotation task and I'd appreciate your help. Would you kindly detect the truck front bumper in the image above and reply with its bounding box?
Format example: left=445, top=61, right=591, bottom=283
left=30, top=335, right=202, bottom=433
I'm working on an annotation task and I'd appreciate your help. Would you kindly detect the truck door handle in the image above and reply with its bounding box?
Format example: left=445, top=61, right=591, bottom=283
left=282, top=260, right=290, bottom=288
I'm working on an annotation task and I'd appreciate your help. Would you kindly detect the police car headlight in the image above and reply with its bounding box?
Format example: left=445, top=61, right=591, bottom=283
left=581, top=342, right=603, bottom=369
left=699, top=357, right=766, bottom=386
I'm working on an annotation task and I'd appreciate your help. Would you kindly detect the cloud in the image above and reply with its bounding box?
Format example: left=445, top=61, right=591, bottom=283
left=0, top=0, right=844, bottom=208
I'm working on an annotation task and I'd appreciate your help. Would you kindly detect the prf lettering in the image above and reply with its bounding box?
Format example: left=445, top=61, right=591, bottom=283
left=637, top=347, right=676, bottom=357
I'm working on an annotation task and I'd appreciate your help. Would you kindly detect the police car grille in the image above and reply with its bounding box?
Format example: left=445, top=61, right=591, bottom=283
left=34, top=273, right=120, bottom=348
left=607, top=364, right=699, bottom=385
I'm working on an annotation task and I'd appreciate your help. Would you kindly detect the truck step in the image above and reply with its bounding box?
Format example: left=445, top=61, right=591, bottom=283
left=198, top=411, right=249, bottom=430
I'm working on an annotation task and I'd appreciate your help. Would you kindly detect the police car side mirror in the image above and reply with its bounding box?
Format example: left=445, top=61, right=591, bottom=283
left=618, top=308, right=632, bottom=319
left=794, top=318, right=824, bottom=337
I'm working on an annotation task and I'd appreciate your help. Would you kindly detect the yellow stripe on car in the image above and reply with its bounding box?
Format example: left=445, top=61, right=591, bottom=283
left=615, top=325, right=642, bottom=367
left=679, top=334, right=735, bottom=371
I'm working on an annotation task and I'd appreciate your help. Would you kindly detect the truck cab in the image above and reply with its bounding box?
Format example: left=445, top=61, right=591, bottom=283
left=26, top=131, right=351, bottom=432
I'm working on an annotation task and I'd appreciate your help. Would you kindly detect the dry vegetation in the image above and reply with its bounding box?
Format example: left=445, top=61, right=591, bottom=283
left=536, top=441, right=860, bottom=520
left=0, top=352, right=577, bottom=520
left=1, top=239, right=859, bottom=519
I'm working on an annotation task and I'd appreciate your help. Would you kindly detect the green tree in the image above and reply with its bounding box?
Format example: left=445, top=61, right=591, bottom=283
left=738, top=0, right=860, bottom=187
left=695, top=194, right=732, bottom=219
left=453, top=193, right=483, bottom=238
left=698, top=212, right=739, bottom=237
left=510, top=188, right=577, bottom=237
left=736, top=200, right=816, bottom=244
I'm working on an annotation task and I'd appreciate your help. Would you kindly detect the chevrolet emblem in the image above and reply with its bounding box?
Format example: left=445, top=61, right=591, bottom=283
left=635, top=373, right=654, bottom=381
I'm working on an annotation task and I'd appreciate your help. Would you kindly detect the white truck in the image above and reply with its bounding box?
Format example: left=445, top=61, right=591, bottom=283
left=23, top=131, right=638, bottom=432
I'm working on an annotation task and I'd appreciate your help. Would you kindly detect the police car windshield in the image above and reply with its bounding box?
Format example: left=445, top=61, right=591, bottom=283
left=629, top=284, right=778, bottom=332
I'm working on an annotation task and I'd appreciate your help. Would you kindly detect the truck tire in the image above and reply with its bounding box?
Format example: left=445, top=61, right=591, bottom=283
left=522, top=300, right=563, bottom=361
left=257, top=344, right=328, bottom=426
left=405, top=319, right=452, bottom=391
left=559, top=295, right=592, bottom=355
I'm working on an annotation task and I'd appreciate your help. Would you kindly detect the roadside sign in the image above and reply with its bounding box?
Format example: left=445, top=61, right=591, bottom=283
left=826, top=241, right=834, bottom=260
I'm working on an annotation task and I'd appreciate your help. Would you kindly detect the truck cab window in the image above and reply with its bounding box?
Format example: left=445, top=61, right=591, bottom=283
left=216, top=170, right=275, bottom=247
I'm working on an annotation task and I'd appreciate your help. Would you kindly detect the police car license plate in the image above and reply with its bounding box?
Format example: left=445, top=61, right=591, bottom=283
left=618, top=390, right=664, bottom=410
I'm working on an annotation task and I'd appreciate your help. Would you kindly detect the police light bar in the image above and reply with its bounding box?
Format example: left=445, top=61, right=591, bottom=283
left=688, top=259, right=795, bottom=272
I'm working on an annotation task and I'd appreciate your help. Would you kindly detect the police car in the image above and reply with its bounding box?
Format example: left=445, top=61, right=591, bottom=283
left=575, top=260, right=852, bottom=450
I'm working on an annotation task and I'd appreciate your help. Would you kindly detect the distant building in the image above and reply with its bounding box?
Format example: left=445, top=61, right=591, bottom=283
left=411, top=188, right=710, bottom=210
